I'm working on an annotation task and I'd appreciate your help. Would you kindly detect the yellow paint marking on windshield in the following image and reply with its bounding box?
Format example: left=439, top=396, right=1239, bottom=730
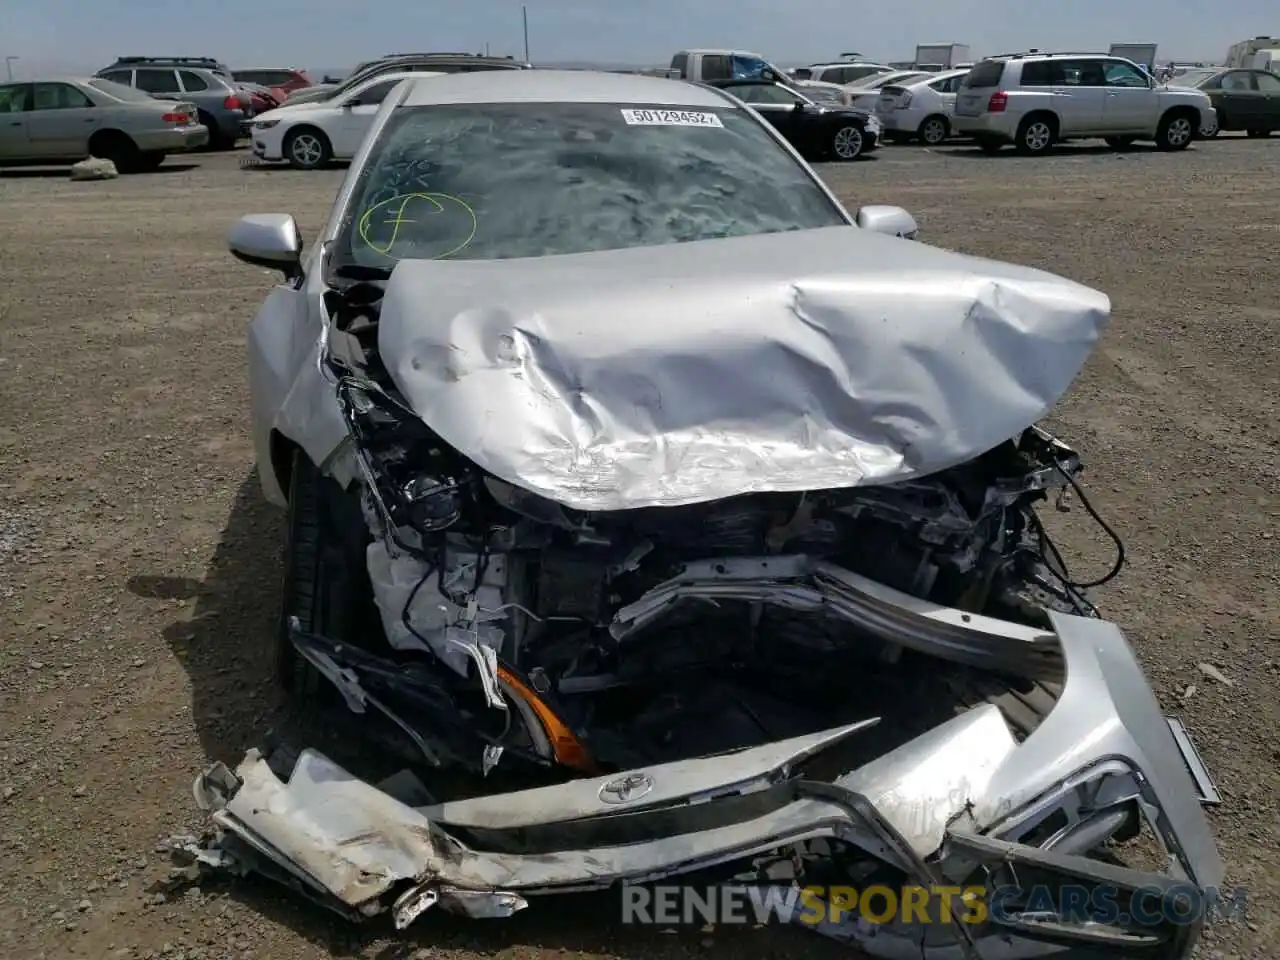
left=357, top=192, right=478, bottom=258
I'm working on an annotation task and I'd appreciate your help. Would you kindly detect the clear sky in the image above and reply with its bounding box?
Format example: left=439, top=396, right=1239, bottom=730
left=2, top=0, right=1274, bottom=74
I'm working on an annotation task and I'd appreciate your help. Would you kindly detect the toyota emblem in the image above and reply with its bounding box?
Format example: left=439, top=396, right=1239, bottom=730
left=598, top=772, right=655, bottom=804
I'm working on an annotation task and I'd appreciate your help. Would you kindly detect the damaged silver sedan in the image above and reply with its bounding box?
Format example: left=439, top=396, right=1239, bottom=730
left=205, top=69, right=1224, bottom=957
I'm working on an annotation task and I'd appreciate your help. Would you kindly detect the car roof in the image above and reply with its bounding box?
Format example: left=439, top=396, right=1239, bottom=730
left=901, top=67, right=969, bottom=84
left=399, top=69, right=733, bottom=107
left=677, top=49, right=765, bottom=57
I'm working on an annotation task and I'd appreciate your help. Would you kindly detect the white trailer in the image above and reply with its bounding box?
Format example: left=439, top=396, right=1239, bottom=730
left=1109, top=43, right=1158, bottom=70
left=1251, top=48, right=1280, bottom=72
left=1226, top=36, right=1280, bottom=67
left=913, top=43, right=970, bottom=72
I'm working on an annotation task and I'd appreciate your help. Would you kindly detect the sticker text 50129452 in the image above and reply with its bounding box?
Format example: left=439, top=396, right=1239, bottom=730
left=620, top=108, right=724, bottom=128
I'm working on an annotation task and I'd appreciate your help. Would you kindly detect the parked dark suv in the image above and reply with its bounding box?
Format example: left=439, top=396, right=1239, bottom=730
left=95, top=56, right=249, bottom=149
left=282, top=53, right=532, bottom=105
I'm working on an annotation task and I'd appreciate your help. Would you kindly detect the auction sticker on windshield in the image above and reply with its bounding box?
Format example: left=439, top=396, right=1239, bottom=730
left=620, top=108, right=724, bottom=127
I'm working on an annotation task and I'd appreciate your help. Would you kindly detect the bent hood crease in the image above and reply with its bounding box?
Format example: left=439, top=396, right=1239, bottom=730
left=376, top=226, right=1111, bottom=511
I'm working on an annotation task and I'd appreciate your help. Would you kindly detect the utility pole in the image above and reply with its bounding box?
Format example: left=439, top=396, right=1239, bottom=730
left=522, top=5, right=530, bottom=63
left=4, top=56, right=18, bottom=81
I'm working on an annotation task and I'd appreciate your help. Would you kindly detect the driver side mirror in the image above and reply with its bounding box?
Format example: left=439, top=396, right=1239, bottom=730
left=856, top=205, right=920, bottom=240
left=228, top=213, right=303, bottom=280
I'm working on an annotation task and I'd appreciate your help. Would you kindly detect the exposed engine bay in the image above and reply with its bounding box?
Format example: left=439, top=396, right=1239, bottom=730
left=287, top=278, right=1127, bottom=787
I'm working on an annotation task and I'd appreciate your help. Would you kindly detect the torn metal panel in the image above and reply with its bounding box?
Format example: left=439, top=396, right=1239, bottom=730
left=834, top=703, right=1017, bottom=856
left=376, top=225, right=1111, bottom=511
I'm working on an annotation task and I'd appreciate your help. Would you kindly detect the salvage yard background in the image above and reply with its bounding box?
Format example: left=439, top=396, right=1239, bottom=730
left=1, top=141, right=1277, bottom=960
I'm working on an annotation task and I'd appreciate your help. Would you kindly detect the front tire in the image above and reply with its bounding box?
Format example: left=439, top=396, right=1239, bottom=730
left=284, top=127, right=332, bottom=170
left=276, top=448, right=376, bottom=696
left=917, top=114, right=949, bottom=146
left=136, top=152, right=166, bottom=172
left=1156, top=111, right=1195, bottom=150
left=831, top=124, right=865, bottom=160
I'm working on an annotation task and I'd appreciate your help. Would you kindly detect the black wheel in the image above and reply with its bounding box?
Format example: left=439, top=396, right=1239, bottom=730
left=1104, top=136, right=1137, bottom=149
left=1014, top=115, right=1056, bottom=155
left=195, top=112, right=233, bottom=151
left=917, top=114, right=949, bottom=146
left=1246, top=128, right=1271, bottom=138
left=1155, top=110, right=1195, bottom=150
left=276, top=450, right=371, bottom=695
left=284, top=126, right=332, bottom=169
left=830, top=124, right=865, bottom=160
left=88, top=130, right=142, bottom=173
left=975, top=135, right=1004, bottom=155
left=135, top=152, right=166, bottom=172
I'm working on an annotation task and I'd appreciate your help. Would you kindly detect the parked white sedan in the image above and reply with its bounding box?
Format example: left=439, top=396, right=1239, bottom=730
left=249, top=70, right=441, bottom=169
left=874, top=68, right=969, bottom=145
left=844, top=70, right=930, bottom=112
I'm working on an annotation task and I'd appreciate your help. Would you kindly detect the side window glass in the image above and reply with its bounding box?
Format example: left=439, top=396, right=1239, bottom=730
left=1057, top=61, right=1105, bottom=86
left=1103, top=61, right=1149, bottom=87
left=101, top=70, right=132, bottom=86
left=670, top=53, right=688, bottom=76
left=178, top=71, right=209, bottom=92
left=1255, top=71, right=1280, bottom=91
left=1222, top=71, right=1254, bottom=91
left=791, top=67, right=812, bottom=80
left=352, top=78, right=398, bottom=105
left=730, top=55, right=769, bottom=80
left=701, top=55, right=732, bottom=81
left=0, top=84, right=28, bottom=112
left=32, top=83, right=93, bottom=110
left=135, top=69, right=180, bottom=94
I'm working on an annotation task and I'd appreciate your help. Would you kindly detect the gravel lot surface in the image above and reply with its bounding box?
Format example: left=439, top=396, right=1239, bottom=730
left=1, top=137, right=1277, bottom=960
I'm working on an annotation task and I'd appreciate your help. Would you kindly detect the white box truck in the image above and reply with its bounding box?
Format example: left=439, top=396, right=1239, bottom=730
left=913, top=43, right=970, bottom=72
left=1109, top=43, right=1158, bottom=71
left=1226, top=36, right=1280, bottom=67
left=1250, top=48, right=1280, bottom=72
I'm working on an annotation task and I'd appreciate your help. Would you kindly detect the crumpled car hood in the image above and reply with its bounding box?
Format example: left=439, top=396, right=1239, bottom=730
left=376, top=225, right=1111, bottom=511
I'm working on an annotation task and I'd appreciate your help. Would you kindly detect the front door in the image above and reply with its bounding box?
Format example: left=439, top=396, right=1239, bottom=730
left=1251, top=70, right=1280, bottom=130
left=328, top=77, right=401, bottom=157
left=1100, top=60, right=1159, bottom=132
left=1216, top=70, right=1263, bottom=127
left=24, top=82, right=103, bottom=157
left=730, top=83, right=803, bottom=145
left=0, top=83, right=32, bottom=159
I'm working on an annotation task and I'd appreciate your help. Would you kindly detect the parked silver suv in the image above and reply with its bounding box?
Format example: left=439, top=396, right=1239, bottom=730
left=953, top=52, right=1216, bottom=154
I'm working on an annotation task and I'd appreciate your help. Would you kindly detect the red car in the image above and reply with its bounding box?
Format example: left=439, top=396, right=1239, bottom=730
left=231, top=68, right=311, bottom=102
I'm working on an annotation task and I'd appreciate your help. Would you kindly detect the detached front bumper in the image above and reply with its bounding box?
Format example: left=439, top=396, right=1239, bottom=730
left=187, top=610, right=1222, bottom=958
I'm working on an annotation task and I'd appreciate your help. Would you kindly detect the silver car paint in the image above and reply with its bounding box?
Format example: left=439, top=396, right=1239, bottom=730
left=376, top=226, right=1109, bottom=511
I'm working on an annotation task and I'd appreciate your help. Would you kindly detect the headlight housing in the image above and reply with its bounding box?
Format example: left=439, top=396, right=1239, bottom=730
left=253, top=119, right=280, bottom=130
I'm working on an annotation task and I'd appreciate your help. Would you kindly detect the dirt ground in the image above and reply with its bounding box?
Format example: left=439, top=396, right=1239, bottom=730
left=1, top=137, right=1277, bottom=960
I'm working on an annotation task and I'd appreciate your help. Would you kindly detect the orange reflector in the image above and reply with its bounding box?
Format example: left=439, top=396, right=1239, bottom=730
left=497, top=665, right=598, bottom=774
